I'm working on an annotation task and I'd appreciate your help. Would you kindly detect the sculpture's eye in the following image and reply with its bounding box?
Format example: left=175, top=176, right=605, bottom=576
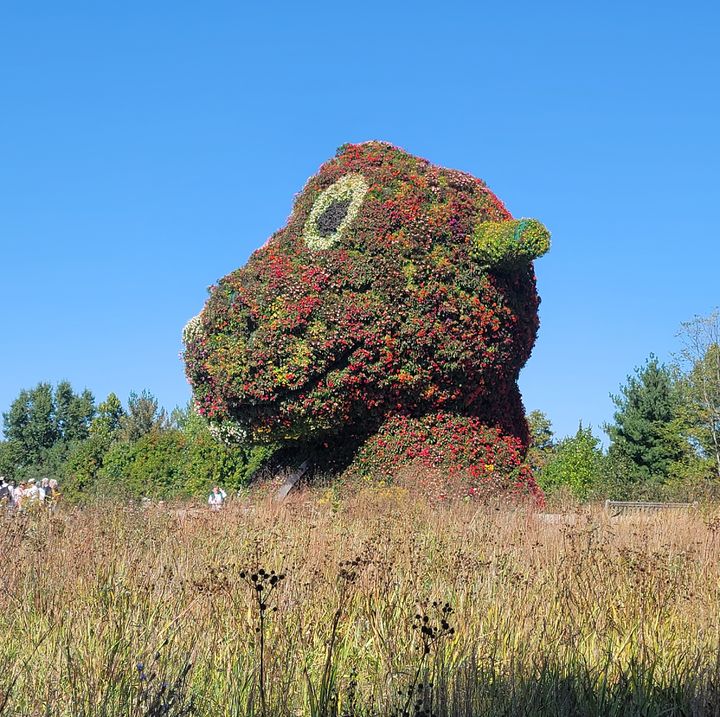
left=303, top=173, right=368, bottom=250
left=316, top=199, right=351, bottom=237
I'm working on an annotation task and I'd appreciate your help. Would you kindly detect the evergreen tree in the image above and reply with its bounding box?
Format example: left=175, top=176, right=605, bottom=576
left=526, top=410, right=555, bottom=472
left=118, top=390, right=168, bottom=442
left=606, top=356, right=687, bottom=485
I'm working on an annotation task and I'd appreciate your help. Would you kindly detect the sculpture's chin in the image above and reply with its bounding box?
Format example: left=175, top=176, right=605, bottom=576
left=209, top=374, right=345, bottom=444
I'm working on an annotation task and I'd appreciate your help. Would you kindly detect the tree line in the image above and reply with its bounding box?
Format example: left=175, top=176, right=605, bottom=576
left=1, top=310, right=718, bottom=504
left=0, top=386, right=271, bottom=501
left=530, top=310, right=720, bottom=502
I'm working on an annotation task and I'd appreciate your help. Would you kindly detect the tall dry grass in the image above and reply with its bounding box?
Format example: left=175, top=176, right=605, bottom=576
left=1, top=488, right=720, bottom=716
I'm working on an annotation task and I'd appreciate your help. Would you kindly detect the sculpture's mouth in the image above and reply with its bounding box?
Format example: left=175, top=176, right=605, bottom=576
left=211, top=359, right=352, bottom=442
left=229, top=340, right=359, bottom=413
left=185, top=303, right=365, bottom=439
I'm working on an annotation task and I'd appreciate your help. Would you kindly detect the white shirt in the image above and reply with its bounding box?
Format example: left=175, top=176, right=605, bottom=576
left=208, top=489, right=227, bottom=507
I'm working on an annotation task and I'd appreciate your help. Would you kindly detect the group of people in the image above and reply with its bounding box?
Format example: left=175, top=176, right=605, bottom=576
left=0, top=476, right=60, bottom=511
left=2, top=477, right=220, bottom=512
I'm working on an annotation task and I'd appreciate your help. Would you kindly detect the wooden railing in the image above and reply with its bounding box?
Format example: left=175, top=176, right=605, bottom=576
left=604, top=500, right=698, bottom=515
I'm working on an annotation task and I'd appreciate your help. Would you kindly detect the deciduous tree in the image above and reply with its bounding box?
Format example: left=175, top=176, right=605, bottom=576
left=539, top=424, right=604, bottom=499
left=2, top=381, right=95, bottom=468
left=676, top=310, right=720, bottom=479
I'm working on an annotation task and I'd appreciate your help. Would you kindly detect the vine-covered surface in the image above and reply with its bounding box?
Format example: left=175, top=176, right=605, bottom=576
left=183, top=141, right=549, bottom=500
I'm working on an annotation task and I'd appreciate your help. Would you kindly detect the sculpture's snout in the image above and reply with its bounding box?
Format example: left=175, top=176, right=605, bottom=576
left=472, top=218, right=550, bottom=268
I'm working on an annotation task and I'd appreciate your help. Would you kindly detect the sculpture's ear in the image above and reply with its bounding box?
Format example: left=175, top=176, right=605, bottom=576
left=471, top=219, right=550, bottom=269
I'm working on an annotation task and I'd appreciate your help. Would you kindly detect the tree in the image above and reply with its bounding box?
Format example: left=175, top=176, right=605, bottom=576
left=118, top=390, right=168, bottom=442
left=539, top=424, right=604, bottom=500
left=63, top=393, right=127, bottom=499
left=0, top=440, right=23, bottom=480
left=605, top=356, right=687, bottom=486
left=54, top=381, right=96, bottom=443
left=3, top=383, right=56, bottom=463
left=90, top=393, right=125, bottom=438
left=526, top=410, right=555, bottom=472
left=676, top=310, right=720, bottom=480
left=63, top=434, right=112, bottom=498
left=2, top=381, right=96, bottom=469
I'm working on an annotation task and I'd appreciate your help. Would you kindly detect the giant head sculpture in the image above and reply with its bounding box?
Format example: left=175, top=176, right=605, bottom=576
left=183, top=142, right=549, bottom=498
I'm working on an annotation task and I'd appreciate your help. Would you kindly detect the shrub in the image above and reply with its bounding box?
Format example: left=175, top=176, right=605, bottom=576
left=539, top=424, right=605, bottom=500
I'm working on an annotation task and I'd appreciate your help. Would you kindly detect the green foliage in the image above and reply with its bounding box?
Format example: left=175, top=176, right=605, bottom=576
left=63, top=402, right=272, bottom=502
left=55, top=381, right=96, bottom=443
left=661, top=452, right=720, bottom=501
left=538, top=424, right=604, bottom=500
left=98, top=430, right=188, bottom=499
left=606, top=356, right=687, bottom=486
left=683, top=344, right=720, bottom=462
left=3, top=382, right=57, bottom=463
left=90, top=392, right=125, bottom=438
left=0, top=440, right=23, bottom=480
left=64, top=393, right=129, bottom=499
left=92, top=440, right=136, bottom=497
left=0, top=381, right=272, bottom=501
left=63, top=434, right=114, bottom=498
left=60, top=392, right=130, bottom=499
left=180, top=408, right=273, bottom=495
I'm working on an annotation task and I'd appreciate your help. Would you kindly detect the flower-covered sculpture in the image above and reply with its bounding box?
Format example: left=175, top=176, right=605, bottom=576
left=183, top=142, right=550, bottom=499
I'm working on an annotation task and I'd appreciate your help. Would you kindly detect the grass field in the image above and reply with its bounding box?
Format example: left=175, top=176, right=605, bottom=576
left=2, top=488, right=720, bottom=716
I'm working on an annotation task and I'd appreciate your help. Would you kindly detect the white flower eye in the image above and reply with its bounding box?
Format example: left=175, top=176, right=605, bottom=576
left=303, top=173, right=369, bottom=250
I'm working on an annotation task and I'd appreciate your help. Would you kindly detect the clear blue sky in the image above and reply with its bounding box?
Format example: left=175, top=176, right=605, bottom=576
left=1, top=1, right=718, bottom=443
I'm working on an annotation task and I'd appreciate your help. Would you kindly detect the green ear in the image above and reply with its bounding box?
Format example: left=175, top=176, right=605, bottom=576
left=472, top=219, right=550, bottom=268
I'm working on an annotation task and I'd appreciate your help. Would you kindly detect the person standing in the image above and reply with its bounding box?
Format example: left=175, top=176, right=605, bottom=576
left=208, top=485, right=227, bottom=511
left=25, top=479, right=40, bottom=504
left=0, top=477, right=10, bottom=507
left=40, top=478, right=51, bottom=503
left=14, top=482, right=27, bottom=510
left=8, top=480, right=19, bottom=509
